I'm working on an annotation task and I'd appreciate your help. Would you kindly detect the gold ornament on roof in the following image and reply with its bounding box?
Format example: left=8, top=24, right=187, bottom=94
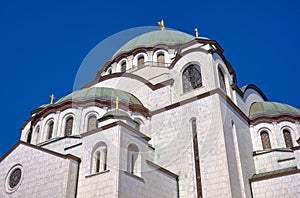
left=194, top=28, right=199, bottom=38
left=158, top=19, right=165, bottom=30
left=50, top=94, right=55, bottom=104
left=115, top=97, right=121, bottom=110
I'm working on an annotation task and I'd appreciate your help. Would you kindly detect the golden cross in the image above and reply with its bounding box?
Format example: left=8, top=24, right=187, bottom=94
left=115, top=97, right=121, bottom=110
left=194, top=28, right=199, bottom=38
left=158, top=19, right=165, bottom=30
left=50, top=94, right=55, bottom=104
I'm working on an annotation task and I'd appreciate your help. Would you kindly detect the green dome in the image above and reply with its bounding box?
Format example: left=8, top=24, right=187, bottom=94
left=249, top=102, right=300, bottom=119
left=55, top=87, right=142, bottom=105
left=113, top=30, right=195, bottom=57
left=102, top=109, right=130, bottom=118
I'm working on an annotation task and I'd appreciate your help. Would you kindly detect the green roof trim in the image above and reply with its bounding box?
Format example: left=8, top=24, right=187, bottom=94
left=113, top=30, right=196, bottom=57
left=249, top=102, right=300, bottom=119
left=55, top=87, right=142, bottom=106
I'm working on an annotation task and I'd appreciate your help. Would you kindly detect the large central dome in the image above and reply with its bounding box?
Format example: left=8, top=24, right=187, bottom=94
left=113, top=29, right=195, bottom=57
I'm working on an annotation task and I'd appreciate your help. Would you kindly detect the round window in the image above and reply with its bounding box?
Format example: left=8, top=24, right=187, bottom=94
left=5, top=165, right=23, bottom=193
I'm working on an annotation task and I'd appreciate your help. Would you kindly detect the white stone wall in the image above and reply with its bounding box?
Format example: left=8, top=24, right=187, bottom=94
left=251, top=173, right=300, bottom=197
left=150, top=94, right=240, bottom=197
left=0, top=144, right=78, bottom=198
left=219, top=96, right=255, bottom=198
left=118, top=125, right=177, bottom=198
left=77, top=126, right=120, bottom=198
left=250, top=121, right=299, bottom=173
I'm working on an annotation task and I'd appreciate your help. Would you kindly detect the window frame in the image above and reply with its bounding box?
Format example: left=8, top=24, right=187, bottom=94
left=182, top=64, right=203, bottom=93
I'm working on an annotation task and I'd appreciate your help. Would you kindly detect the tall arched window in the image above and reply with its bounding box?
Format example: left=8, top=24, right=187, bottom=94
left=121, top=61, right=126, bottom=72
left=26, top=131, right=32, bottom=143
left=47, top=121, right=54, bottom=140
left=87, top=115, right=97, bottom=131
left=137, top=56, right=144, bottom=67
left=127, top=144, right=139, bottom=175
left=182, top=64, right=202, bottom=92
left=95, top=151, right=100, bottom=173
left=260, top=131, right=271, bottom=150
left=65, top=117, right=74, bottom=136
left=191, top=119, right=203, bottom=197
left=218, top=67, right=226, bottom=92
left=34, top=127, right=40, bottom=144
left=92, top=143, right=107, bottom=173
left=283, top=129, right=293, bottom=148
left=157, top=53, right=165, bottom=65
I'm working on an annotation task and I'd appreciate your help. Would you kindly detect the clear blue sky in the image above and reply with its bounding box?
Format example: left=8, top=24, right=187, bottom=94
left=0, top=0, right=299, bottom=156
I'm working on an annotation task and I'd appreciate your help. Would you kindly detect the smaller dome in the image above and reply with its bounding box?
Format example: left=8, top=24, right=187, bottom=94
left=55, top=87, right=142, bottom=106
left=249, top=102, right=300, bottom=119
left=102, top=109, right=130, bottom=118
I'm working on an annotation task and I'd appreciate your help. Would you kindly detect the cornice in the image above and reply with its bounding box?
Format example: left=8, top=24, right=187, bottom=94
left=232, top=84, right=268, bottom=101
left=83, top=72, right=174, bottom=91
left=0, top=141, right=81, bottom=163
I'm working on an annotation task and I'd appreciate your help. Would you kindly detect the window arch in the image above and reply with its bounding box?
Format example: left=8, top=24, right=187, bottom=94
left=92, top=143, right=107, bottom=173
left=260, top=131, right=271, bottom=150
left=47, top=121, right=54, bottom=140
left=157, top=53, right=165, bottom=65
left=121, top=61, right=126, bottom=72
left=64, top=117, right=74, bottom=136
left=283, top=129, right=293, bottom=148
left=87, top=115, right=97, bottom=131
left=137, top=56, right=144, bottom=67
left=107, top=68, right=112, bottom=74
left=182, top=64, right=202, bottom=92
left=26, top=131, right=32, bottom=143
left=218, top=67, right=226, bottom=92
left=127, top=144, right=140, bottom=175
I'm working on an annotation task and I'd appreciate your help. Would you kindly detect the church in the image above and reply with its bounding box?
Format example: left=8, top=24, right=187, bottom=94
left=1, top=23, right=300, bottom=197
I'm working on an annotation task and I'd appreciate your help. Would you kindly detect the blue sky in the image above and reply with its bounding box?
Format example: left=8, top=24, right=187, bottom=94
left=0, top=0, right=299, bottom=156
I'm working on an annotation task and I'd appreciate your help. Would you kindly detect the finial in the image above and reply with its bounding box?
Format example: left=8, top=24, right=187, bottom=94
left=194, top=28, right=199, bottom=38
left=115, top=97, right=121, bottom=110
left=50, top=94, right=55, bottom=104
left=158, top=19, right=165, bottom=30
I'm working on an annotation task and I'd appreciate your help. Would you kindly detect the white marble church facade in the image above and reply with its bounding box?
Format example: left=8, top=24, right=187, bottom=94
left=1, top=27, right=300, bottom=197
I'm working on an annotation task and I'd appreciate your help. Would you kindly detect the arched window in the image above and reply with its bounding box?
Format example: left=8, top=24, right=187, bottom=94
left=65, top=117, right=74, bottom=136
left=26, top=131, right=32, bottom=143
left=134, top=118, right=143, bottom=131
left=127, top=144, right=139, bottom=175
left=87, top=115, right=97, bottom=131
left=34, top=127, right=40, bottom=144
left=137, top=56, right=144, bottom=67
left=95, top=151, right=100, bottom=173
left=283, top=129, right=293, bottom=148
left=92, top=143, right=107, bottom=173
left=260, top=131, right=271, bottom=150
left=121, top=61, right=126, bottom=72
left=107, top=68, right=112, bottom=74
left=157, top=53, right=165, bottom=65
left=218, top=67, right=226, bottom=92
left=191, top=119, right=203, bottom=197
left=182, top=64, right=202, bottom=92
left=47, top=121, right=54, bottom=140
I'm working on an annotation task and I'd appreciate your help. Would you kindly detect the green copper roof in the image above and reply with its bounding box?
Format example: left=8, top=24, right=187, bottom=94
left=102, top=109, right=130, bottom=118
left=249, top=102, right=300, bottom=119
left=55, top=87, right=142, bottom=105
left=113, top=30, right=195, bottom=57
